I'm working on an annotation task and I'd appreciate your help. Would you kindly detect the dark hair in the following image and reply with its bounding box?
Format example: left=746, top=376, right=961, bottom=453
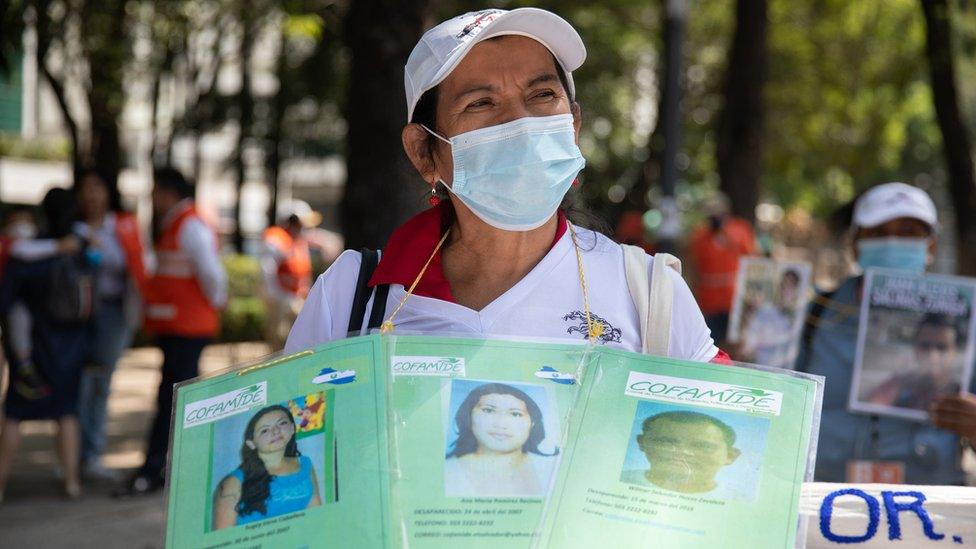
left=153, top=166, right=194, bottom=199
left=780, top=269, right=800, bottom=286
left=915, top=312, right=964, bottom=346
left=446, top=382, right=556, bottom=459
left=641, top=411, right=737, bottom=448
left=76, top=168, right=123, bottom=212
left=235, top=405, right=300, bottom=518
left=40, top=187, right=76, bottom=238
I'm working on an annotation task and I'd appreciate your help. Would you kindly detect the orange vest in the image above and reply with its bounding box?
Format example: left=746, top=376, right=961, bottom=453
left=263, top=226, right=312, bottom=297
left=144, top=203, right=220, bottom=337
left=690, top=217, right=757, bottom=315
left=114, top=212, right=149, bottom=298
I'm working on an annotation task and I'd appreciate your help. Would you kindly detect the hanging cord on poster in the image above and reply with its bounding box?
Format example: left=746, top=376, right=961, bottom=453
left=380, top=221, right=603, bottom=344
left=568, top=221, right=603, bottom=344
left=381, top=230, right=452, bottom=334
left=236, top=349, right=314, bottom=376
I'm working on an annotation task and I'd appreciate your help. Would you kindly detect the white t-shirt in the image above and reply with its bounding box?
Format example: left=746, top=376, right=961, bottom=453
left=284, top=228, right=717, bottom=361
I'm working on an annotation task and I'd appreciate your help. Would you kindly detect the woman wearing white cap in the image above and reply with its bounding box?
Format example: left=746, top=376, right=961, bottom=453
left=285, top=8, right=728, bottom=364
left=796, top=182, right=976, bottom=485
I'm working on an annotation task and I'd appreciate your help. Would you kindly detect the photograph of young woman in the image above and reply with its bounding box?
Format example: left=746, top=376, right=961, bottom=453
left=443, top=382, right=558, bottom=498
left=212, top=405, right=322, bottom=530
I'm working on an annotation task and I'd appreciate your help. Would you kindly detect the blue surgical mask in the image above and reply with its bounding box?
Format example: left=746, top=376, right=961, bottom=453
left=856, top=237, right=929, bottom=274
left=422, top=114, right=585, bottom=231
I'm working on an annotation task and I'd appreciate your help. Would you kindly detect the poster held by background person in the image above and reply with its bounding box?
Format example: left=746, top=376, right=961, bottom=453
left=849, top=269, right=976, bottom=422
left=727, top=257, right=812, bottom=370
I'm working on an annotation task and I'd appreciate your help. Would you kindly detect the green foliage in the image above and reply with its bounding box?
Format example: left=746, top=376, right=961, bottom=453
left=220, top=254, right=266, bottom=342
left=433, top=0, right=964, bottom=226
left=764, top=0, right=941, bottom=217
left=0, top=133, right=70, bottom=160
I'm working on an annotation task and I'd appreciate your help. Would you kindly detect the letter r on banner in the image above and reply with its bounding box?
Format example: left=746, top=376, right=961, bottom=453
left=881, top=491, right=945, bottom=541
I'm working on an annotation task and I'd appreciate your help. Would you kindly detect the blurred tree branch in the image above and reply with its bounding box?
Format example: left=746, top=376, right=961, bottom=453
left=921, top=0, right=976, bottom=275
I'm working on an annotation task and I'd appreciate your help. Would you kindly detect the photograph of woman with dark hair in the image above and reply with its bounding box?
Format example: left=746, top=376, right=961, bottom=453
left=444, top=382, right=558, bottom=497
left=212, top=405, right=321, bottom=530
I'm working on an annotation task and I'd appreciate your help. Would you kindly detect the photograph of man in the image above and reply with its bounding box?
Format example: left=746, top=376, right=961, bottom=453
left=443, top=381, right=558, bottom=498
left=741, top=268, right=804, bottom=369
left=620, top=409, right=758, bottom=500
left=866, top=312, right=966, bottom=412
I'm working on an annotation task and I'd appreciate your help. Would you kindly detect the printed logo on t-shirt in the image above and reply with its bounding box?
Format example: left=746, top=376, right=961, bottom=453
left=624, top=372, right=783, bottom=416
left=563, top=310, right=622, bottom=343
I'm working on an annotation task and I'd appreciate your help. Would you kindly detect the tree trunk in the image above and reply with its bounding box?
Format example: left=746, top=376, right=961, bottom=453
left=38, top=60, right=82, bottom=176
left=232, top=13, right=255, bottom=253
left=33, top=1, right=83, bottom=177
left=921, top=0, right=976, bottom=276
left=341, top=0, right=430, bottom=250
left=82, top=0, right=127, bottom=193
left=626, top=0, right=686, bottom=215
left=715, top=0, right=768, bottom=223
left=266, top=25, right=287, bottom=229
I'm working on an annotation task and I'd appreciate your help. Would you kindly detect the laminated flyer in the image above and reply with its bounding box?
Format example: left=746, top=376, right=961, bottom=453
left=384, top=335, right=590, bottom=548
left=849, top=269, right=976, bottom=421
left=164, top=336, right=390, bottom=549
left=536, top=348, right=823, bottom=549
left=727, top=257, right=812, bottom=370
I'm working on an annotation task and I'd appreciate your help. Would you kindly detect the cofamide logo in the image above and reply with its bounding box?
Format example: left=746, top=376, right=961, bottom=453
left=391, top=356, right=466, bottom=377
left=624, top=372, right=783, bottom=416
left=183, top=382, right=268, bottom=428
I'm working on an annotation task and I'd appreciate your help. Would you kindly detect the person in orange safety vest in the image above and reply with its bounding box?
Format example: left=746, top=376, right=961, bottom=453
left=688, top=193, right=757, bottom=346
left=261, top=201, right=319, bottom=349
left=115, top=167, right=226, bottom=497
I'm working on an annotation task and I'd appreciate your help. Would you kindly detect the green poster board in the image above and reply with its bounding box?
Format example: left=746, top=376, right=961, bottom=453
left=165, top=336, right=390, bottom=549
left=165, top=335, right=821, bottom=548
left=536, top=348, right=822, bottom=548
left=383, top=335, right=590, bottom=549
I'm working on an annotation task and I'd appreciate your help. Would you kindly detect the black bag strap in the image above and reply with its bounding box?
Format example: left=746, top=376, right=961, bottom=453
left=347, top=248, right=391, bottom=335
left=367, top=283, right=390, bottom=330
left=347, top=249, right=379, bottom=334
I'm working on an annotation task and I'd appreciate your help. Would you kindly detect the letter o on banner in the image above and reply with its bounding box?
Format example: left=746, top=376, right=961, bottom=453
left=820, top=489, right=880, bottom=544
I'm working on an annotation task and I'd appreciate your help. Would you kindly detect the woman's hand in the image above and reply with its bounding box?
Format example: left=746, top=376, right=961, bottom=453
left=930, top=393, right=976, bottom=440
left=212, top=476, right=242, bottom=530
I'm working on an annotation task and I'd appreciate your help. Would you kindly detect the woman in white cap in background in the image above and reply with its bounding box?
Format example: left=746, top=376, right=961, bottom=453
left=285, top=8, right=729, bottom=364
left=795, top=182, right=976, bottom=485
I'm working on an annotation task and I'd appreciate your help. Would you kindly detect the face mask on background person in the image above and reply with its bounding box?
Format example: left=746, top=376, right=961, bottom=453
left=856, top=236, right=929, bottom=274
left=423, top=113, right=585, bottom=232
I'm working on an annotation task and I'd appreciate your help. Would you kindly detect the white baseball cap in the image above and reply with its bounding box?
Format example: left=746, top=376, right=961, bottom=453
left=404, top=8, right=587, bottom=122
left=852, top=182, right=938, bottom=230
left=277, top=199, right=322, bottom=228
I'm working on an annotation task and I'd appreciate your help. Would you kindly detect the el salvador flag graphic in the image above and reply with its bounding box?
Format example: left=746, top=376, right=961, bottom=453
left=312, top=367, right=356, bottom=385
left=534, top=366, right=576, bottom=385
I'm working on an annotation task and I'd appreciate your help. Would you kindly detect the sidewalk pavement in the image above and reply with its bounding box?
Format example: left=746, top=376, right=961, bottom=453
left=0, top=342, right=272, bottom=549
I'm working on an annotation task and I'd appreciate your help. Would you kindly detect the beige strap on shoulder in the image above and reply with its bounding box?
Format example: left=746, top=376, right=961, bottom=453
left=622, top=245, right=682, bottom=356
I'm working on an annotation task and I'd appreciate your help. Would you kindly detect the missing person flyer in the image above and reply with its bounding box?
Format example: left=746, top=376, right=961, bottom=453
left=536, top=348, right=822, bottom=549
left=383, top=335, right=590, bottom=548
left=165, top=336, right=390, bottom=549
left=727, top=257, right=812, bottom=369
left=849, top=269, right=976, bottom=422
